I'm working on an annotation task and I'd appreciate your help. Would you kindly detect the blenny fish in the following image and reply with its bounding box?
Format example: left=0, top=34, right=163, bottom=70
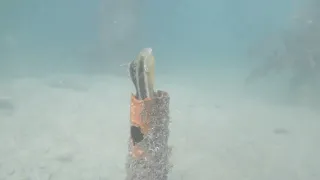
left=129, top=48, right=155, bottom=100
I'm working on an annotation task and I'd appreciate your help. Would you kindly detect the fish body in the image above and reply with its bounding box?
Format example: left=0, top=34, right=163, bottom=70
left=129, top=48, right=155, bottom=100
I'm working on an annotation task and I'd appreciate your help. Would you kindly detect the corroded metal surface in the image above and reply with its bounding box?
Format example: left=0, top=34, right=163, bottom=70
left=126, top=90, right=172, bottom=180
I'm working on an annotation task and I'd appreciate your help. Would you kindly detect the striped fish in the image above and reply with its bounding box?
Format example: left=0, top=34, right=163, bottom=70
left=129, top=48, right=155, bottom=100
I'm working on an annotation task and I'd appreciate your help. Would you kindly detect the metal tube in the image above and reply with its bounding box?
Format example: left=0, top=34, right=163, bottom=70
left=126, top=90, right=172, bottom=180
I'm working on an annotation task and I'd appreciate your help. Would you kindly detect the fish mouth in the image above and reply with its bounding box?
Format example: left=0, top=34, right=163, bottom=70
left=139, top=48, right=153, bottom=65
left=140, top=48, right=153, bottom=56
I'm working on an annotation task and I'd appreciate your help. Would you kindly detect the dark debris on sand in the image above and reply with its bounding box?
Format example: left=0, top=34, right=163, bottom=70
left=273, top=128, right=290, bottom=135
left=0, top=97, right=15, bottom=115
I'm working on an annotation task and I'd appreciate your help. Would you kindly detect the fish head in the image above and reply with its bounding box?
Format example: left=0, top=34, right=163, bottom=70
left=138, top=48, right=155, bottom=85
left=138, top=48, right=154, bottom=71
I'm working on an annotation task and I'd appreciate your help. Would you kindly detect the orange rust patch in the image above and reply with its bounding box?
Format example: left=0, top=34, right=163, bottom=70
left=130, top=140, right=145, bottom=158
left=130, top=94, right=153, bottom=134
left=129, top=94, right=154, bottom=158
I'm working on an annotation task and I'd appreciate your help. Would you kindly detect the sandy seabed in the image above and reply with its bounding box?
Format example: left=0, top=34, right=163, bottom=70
left=0, top=73, right=319, bottom=180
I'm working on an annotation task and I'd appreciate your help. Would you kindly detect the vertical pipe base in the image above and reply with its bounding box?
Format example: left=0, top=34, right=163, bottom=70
left=126, top=90, right=172, bottom=180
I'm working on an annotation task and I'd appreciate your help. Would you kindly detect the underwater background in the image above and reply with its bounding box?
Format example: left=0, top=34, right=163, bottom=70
left=1, top=0, right=320, bottom=179
left=1, top=0, right=295, bottom=74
